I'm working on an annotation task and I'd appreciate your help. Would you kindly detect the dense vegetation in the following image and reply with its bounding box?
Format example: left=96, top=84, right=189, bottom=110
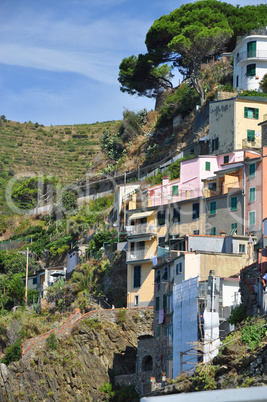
left=119, top=1, right=267, bottom=104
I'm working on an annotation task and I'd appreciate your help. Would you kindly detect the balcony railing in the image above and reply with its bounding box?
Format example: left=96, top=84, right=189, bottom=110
left=126, top=249, right=153, bottom=262
left=236, top=50, right=267, bottom=64
left=126, top=224, right=157, bottom=236
left=242, top=138, right=261, bottom=149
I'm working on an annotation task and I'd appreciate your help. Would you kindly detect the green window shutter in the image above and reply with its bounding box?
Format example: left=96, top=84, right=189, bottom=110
left=231, top=223, right=237, bottom=234
left=255, top=108, right=259, bottom=119
left=249, top=187, right=256, bottom=202
left=247, top=130, right=255, bottom=141
left=249, top=211, right=255, bottom=226
left=210, top=227, right=216, bottom=235
left=247, top=41, right=256, bottom=58
left=205, top=161, right=210, bottom=171
left=231, top=197, right=237, bottom=211
left=249, top=163, right=256, bottom=177
left=210, top=201, right=216, bottom=214
left=247, top=64, right=256, bottom=77
left=244, top=107, right=248, bottom=118
left=172, top=185, right=179, bottom=196
left=163, top=294, right=167, bottom=310
left=155, top=296, right=160, bottom=311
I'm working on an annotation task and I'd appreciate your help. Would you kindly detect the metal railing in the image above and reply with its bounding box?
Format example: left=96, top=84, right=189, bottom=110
left=126, top=249, right=152, bottom=262
left=236, top=50, right=267, bottom=63
left=126, top=224, right=157, bottom=236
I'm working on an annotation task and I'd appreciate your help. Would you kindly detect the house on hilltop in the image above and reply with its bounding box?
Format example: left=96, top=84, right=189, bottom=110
left=232, top=29, right=267, bottom=91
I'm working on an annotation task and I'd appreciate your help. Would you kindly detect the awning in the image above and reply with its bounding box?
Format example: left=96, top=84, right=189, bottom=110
left=129, top=211, right=154, bottom=220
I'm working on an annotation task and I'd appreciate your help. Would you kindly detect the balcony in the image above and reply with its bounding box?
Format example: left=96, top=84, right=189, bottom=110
left=126, top=249, right=153, bottom=263
left=126, top=223, right=157, bottom=236
left=236, top=50, right=267, bottom=64
left=242, top=138, right=261, bottom=149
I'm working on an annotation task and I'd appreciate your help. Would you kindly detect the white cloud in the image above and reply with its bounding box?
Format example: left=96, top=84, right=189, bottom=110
left=0, top=6, right=151, bottom=82
left=0, top=43, right=121, bottom=84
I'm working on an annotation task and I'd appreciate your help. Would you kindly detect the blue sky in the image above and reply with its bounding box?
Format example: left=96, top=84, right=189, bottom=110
left=0, top=0, right=259, bottom=126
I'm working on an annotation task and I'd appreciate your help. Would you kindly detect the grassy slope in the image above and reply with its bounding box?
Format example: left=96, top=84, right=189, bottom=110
left=0, top=119, right=121, bottom=184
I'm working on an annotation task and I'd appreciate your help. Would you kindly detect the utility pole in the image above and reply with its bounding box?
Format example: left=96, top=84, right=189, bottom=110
left=123, top=171, right=126, bottom=231
left=25, top=247, right=29, bottom=306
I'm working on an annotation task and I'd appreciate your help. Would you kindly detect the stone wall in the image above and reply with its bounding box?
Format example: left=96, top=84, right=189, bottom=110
left=240, top=262, right=259, bottom=316
left=216, top=91, right=238, bottom=101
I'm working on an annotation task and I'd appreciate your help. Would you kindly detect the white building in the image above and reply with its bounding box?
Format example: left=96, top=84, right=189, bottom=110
left=232, top=29, right=267, bottom=91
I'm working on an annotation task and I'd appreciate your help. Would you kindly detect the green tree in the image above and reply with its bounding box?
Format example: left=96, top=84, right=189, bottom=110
left=71, top=265, right=93, bottom=293
left=118, top=54, right=173, bottom=98
left=119, top=1, right=267, bottom=105
left=7, top=273, right=25, bottom=304
left=11, top=175, right=58, bottom=210
left=168, top=25, right=232, bottom=105
left=61, top=189, right=78, bottom=212
left=1, top=339, right=22, bottom=365
left=260, top=73, right=267, bottom=93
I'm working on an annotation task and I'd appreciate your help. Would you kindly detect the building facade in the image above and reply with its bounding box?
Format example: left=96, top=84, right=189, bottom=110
left=232, top=29, right=267, bottom=91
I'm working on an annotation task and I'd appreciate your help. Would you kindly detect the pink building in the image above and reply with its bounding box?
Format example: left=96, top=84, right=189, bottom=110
left=145, top=152, right=250, bottom=207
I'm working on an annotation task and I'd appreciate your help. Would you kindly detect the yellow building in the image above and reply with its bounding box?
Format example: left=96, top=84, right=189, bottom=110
left=209, top=97, right=267, bottom=154
left=126, top=196, right=206, bottom=308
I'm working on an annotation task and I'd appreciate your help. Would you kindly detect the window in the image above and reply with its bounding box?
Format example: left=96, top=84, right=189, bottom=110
left=163, top=294, right=167, bottom=310
left=142, top=355, right=153, bottom=372
left=158, top=210, right=166, bottom=226
left=158, top=236, right=165, bottom=245
left=244, top=107, right=259, bottom=119
left=205, top=161, right=210, bottom=171
left=32, top=277, right=37, bottom=285
left=247, top=41, right=256, bottom=58
left=224, top=155, right=229, bottom=164
left=140, top=217, right=147, bottom=224
left=172, top=207, right=181, bottom=223
left=208, top=182, right=216, bottom=191
left=130, top=242, right=135, bottom=252
left=134, top=295, right=139, bottom=306
left=133, top=265, right=141, bottom=288
left=249, top=211, right=256, bottom=226
left=249, top=187, right=256, bottom=203
left=162, top=266, right=168, bottom=281
left=239, top=244, right=246, bottom=253
left=249, top=163, right=256, bottom=177
left=211, top=138, right=219, bottom=151
left=192, top=203, right=200, bottom=220
left=193, top=229, right=200, bottom=235
left=210, top=201, right=216, bottom=215
left=166, top=325, right=173, bottom=346
left=236, top=75, right=239, bottom=88
left=176, top=262, right=182, bottom=274
left=231, top=196, right=237, bottom=211
left=246, top=64, right=256, bottom=77
left=155, top=270, right=161, bottom=284
left=210, top=227, right=216, bottom=235
left=231, top=222, right=237, bottom=234
left=247, top=129, right=255, bottom=142
left=155, top=296, right=160, bottom=311
left=172, top=185, right=179, bottom=196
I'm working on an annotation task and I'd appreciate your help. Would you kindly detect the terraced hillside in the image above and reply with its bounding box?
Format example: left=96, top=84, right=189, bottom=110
left=0, top=118, right=121, bottom=184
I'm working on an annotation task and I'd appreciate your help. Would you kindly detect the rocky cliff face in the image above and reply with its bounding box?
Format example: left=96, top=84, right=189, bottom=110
left=0, top=308, right=153, bottom=401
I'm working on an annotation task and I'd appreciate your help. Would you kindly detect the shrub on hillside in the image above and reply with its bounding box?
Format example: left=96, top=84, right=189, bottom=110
left=1, top=339, right=22, bottom=365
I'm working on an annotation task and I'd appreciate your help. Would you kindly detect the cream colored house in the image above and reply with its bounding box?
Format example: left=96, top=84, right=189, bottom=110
left=209, top=97, right=267, bottom=155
